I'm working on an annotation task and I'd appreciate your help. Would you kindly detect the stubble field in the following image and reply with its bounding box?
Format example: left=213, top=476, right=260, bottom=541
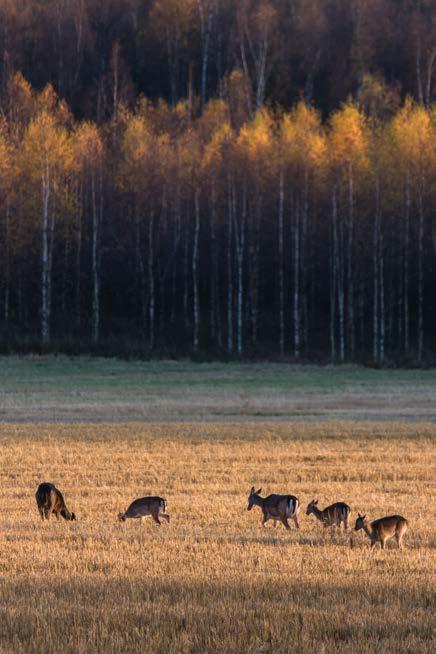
left=0, top=420, right=435, bottom=654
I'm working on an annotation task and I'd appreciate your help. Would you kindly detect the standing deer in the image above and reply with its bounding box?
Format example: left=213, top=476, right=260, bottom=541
left=35, top=482, right=76, bottom=521
left=355, top=513, right=408, bottom=549
left=247, top=487, right=300, bottom=530
left=118, top=496, right=170, bottom=525
left=306, top=500, right=350, bottom=529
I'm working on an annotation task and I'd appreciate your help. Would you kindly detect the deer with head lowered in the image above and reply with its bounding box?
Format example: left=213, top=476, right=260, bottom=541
left=355, top=513, right=408, bottom=549
left=118, top=496, right=170, bottom=525
left=247, top=487, right=300, bottom=530
left=306, top=500, right=350, bottom=530
left=35, top=482, right=76, bottom=521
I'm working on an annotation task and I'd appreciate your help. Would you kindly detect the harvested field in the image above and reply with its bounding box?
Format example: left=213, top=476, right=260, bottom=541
left=0, top=421, right=434, bottom=653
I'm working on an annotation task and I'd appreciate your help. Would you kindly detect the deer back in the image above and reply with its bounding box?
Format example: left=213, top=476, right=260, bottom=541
left=264, top=494, right=298, bottom=517
left=125, top=496, right=165, bottom=517
left=371, top=515, right=407, bottom=537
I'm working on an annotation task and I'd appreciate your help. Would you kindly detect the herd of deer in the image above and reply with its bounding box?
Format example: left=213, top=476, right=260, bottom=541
left=35, top=482, right=409, bottom=551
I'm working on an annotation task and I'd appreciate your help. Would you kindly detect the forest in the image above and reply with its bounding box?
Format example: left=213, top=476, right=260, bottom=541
left=0, top=0, right=435, bottom=362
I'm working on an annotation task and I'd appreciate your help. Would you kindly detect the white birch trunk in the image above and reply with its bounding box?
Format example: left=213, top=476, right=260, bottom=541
left=293, top=199, right=300, bottom=359
left=227, top=175, right=233, bottom=353
left=278, top=169, right=284, bottom=357
left=404, top=176, right=410, bottom=354
left=417, top=186, right=424, bottom=362
left=148, top=207, right=155, bottom=350
left=91, top=172, right=99, bottom=345
left=41, top=159, right=51, bottom=345
left=347, top=164, right=355, bottom=358
left=373, top=178, right=380, bottom=363
left=192, top=188, right=200, bottom=353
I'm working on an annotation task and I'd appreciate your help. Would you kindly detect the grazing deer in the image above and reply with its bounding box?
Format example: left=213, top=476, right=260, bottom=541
left=35, top=482, right=76, bottom=521
left=247, top=487, right=300, bottom=530
left=118, top=496, right=170, bottom=525
left=355, top=513, right=408, bottom=549
left=306, top=500, right=350, bottom=529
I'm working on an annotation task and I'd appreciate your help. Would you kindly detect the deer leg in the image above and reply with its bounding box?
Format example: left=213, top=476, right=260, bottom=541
left=281, top=516, right=291, bottom=531
left=262, top=513, right=270, bottom=527
left=161, top=513, right=170, bottom=523
left=381, top=538, right=386, bottom=550
left=344, top=517, right=348, bottom=530
left=38, top=507, right=44, bottom=520
left=152, top=513, right=161, bottom=525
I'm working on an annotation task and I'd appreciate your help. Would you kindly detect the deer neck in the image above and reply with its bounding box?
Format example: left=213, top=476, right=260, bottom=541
left=362, top=522, right=374, bottom=540
left=253, top=494, right=265, bottom=509
left=311, top=505, right=325, bottom=522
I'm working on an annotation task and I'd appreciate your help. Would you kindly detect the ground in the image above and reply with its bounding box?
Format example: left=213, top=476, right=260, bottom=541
left=0, top=359, right=434, bottom=653
left=2, top=356, right=436, bottom=421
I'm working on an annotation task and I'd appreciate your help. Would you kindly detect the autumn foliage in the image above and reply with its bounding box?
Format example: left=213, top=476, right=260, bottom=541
left=0, top=1, right=435, bottom=360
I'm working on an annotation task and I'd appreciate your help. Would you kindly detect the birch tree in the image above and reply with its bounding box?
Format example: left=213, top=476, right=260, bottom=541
left=20, top=98, right=73, bottom=345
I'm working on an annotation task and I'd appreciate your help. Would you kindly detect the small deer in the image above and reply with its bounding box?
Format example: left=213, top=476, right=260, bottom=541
left=35, top=482, right=76, bottom=521
left=355, top=513, right=408, bottom=549
left=247, top=487, right=300, bottom=530
left=118, top=496, right=170, bottom=525
left=306, top=500, right=350, bottom=529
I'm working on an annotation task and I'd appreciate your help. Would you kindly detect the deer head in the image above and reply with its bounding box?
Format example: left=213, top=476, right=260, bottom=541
left=354, top=513, right=367, bottom=531
left=247, top=487, right=262, bottom=511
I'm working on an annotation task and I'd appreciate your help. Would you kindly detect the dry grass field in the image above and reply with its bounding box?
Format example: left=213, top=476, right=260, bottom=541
left=0, top=421, right=435, bottom=654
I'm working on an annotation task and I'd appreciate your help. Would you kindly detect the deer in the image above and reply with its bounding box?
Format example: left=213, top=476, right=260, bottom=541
left=118, top=496, right=170, bottom=525
left=306, top=499, right=350, bottom=530
left=247, top=487, right=300, bottom=530
left=354, top=513, right=408, bottom=549
left=35, top=482, right=76, bottom=521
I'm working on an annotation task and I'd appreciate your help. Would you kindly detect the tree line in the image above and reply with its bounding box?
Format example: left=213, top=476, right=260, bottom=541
left=0, top=0, right=434, bottom=120
left=0, top=72, right=435, bottom=362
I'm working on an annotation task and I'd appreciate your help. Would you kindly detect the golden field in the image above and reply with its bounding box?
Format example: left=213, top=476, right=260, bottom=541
left=0, top=421, right=435, bottom=654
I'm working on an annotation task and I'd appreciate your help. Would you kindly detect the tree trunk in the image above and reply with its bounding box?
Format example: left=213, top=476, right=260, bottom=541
left=332, top=187, right=344, bottom=362
left=91, top=172, right=100, bottom=345
left=148, top=207, right=155, bottom=350
left=293, top=198, right=300, bottom=359
left=4, top=202, right=10, bottom=324
left=330, top=189, right=337, bottom=362
left=347, top=163, right=355, bottom=359
left=198, top=0, right=214, bottom=113
left=373, top=178, right=380, bottom=363
left=227, top=174, right=233, bottom=354
left=379, top=199, right=385, bottom=364
left=278, top=169, right=285, bottom=357
left=41, top=160, right=51, bottom=346
left=404, top=172, right=410, bottom=354
left=192, top=188, right=200, bottom=352
left=417, top=186, right=424, bottom=362
left=75, top=181, right=83, bottom=335
left=233, top=182, right=246, bottom=356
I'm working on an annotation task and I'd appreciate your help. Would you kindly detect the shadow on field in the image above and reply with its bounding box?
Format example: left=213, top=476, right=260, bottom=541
left=0, top=577, right=433, bottom=653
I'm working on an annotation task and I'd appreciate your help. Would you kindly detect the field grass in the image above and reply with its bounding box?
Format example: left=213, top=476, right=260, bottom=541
left=0, top=422, right=434, bottom=653
left=2, top=356, right=436, bottom=421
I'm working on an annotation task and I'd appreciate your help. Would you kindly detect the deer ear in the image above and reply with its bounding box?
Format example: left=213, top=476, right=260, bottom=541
left=250, top=486, right=255, bottom=494
left=362, top=515, right=366, bottom=520
left=256, top=488, right=262, bottom=495
left=357, top=513, right=362, bottom=518
left=315, top=500, right=318, bottom=505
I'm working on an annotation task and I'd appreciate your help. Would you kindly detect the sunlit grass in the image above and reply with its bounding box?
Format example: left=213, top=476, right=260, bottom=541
left=0, top=422, right=434, bottom=653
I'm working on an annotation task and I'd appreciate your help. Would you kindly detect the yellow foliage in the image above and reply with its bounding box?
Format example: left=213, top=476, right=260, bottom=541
left=329, top=102, right=369, bottom=172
